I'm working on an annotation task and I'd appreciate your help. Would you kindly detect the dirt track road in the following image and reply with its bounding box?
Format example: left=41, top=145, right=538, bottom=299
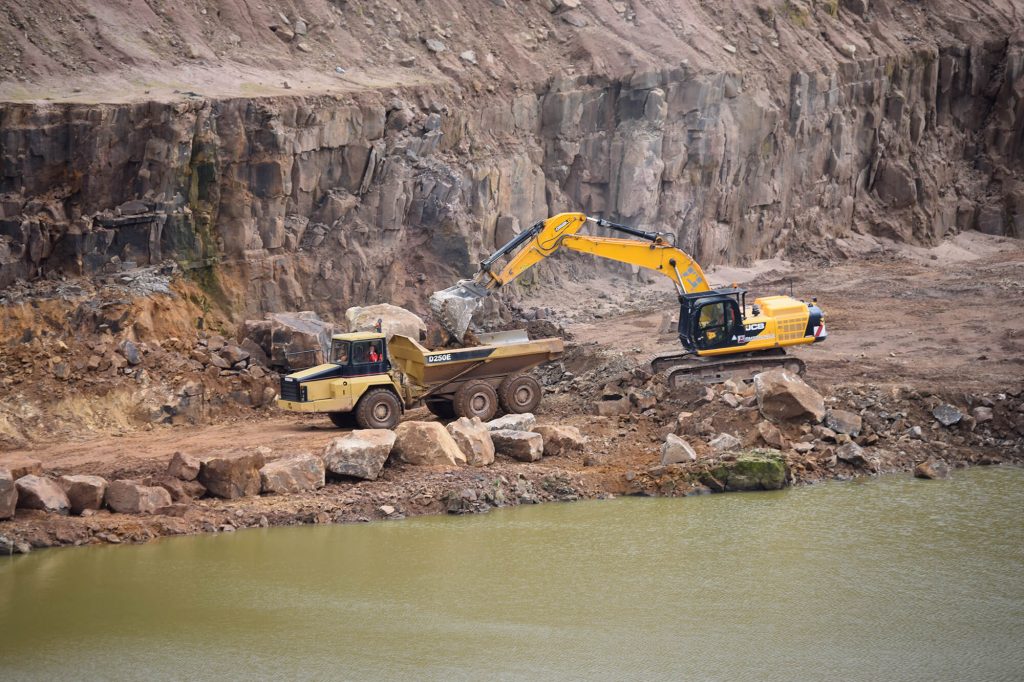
left=2, top=232, right=1021, bottom=477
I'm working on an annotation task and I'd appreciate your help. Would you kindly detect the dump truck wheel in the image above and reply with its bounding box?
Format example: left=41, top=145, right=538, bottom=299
left=328, top=412, right=356, bottom=428
left=498, top=374, right=542, bottom=414
left=425, top=399, right=456, bottom=421
left=454, top=381, right=498, bottom=421
left=355, top=388, right=402, bottom=430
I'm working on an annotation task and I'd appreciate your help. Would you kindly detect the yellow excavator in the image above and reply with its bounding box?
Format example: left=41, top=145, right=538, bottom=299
left=429, top=212, right=827, bottom=386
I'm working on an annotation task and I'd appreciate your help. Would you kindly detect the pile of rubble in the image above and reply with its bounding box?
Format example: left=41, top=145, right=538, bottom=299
left=607, top=367, right=1024, bottom=496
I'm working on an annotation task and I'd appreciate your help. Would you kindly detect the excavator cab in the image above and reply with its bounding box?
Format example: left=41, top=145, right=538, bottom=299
left=679, top=289, right=746, bottom=353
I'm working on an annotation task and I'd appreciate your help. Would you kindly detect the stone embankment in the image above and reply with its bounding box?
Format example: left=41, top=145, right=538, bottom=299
left=2, top=364, right=1021, bottom=556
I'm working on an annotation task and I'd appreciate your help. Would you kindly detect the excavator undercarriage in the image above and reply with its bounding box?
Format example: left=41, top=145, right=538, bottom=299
left=650, top=348, right=806, bottom=388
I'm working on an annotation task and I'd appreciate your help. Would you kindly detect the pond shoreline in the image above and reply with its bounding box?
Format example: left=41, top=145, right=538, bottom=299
left=2, top=444, right=1019, bottom=556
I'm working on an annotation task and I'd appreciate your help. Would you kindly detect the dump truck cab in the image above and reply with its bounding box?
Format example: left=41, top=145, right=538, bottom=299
left=277, top=332, right=404, bottom=429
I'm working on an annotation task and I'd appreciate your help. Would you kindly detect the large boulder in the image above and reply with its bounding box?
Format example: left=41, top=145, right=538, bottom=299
left=167, top=451, right=204, bottom=481
left=259, top=454, right=326, bottom=494
left=485, top=413, right=536, bottom=432
left=345, top=304, right=426, bottom=341
left=198, top=453, right=266, bottom=499
left=756, top=421, right=788, bottom=449
left=661, top=433, right=697, bottom=464
left=105, top=480, right=172, bottom=514
left=0, top=469, right=16, bottom=519
left=323, top=430, right=397, bottom=480
left=914, top=458, right=951, bottom=480
left=446, top=417, right=495, bottom=466
left=702, top=450, right=787, bottom=491
left=824, top=409, right=862, bottom=436
left=58, top=475, right=108, bottom=515
left=534, top=425, right=587, bottom=456
left=754, top=369, right=825, bottom=422
left=15, top=475, right=70, bottom=514
left=491, top=429, right=544, bottom=462
left=392, top=421, right=466, bottom=466
left=240, top=311, right=334, bottom=370
left=836, top=441, right=878, bottom=472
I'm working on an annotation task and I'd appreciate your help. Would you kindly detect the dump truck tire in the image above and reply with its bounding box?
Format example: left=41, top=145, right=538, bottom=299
left=355, top=388, right=402, bottom=430
left=454, top=380, right=498, bottom=421
left=328, top=412, right=356, bottom=428
left=425, top=399, right=456, bottom=421
left=498, top=374, right=542, bottom=414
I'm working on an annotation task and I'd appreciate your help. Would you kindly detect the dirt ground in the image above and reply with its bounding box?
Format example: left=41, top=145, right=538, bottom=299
left=1, top=231, right=1022, bottom=552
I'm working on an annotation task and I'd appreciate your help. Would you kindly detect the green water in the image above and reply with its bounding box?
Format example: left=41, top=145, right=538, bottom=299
left=1, top=467, right=1022, bottom=681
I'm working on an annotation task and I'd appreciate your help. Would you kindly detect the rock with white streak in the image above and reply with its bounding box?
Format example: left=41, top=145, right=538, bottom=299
left=485, top=413, right=536, bottom=432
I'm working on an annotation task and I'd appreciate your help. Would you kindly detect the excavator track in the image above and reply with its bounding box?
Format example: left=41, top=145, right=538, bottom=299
left=650, top=349, right=805, bottom=388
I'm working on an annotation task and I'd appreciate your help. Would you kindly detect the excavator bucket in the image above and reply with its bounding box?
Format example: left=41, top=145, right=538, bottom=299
left=428, top=279, right=491, bottom=340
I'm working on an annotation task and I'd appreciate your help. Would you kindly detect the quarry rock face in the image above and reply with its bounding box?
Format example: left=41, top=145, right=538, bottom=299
left=1, top=10, right=1020, bottom=307
left=240, top=312, right=335, bottom=370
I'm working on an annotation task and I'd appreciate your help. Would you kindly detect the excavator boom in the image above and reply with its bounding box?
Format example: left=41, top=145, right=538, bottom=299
left=430, top=212, right=710, bottom=340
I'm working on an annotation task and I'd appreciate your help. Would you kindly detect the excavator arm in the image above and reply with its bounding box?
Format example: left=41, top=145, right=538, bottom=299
left=430, top=212, right=712, bottom=339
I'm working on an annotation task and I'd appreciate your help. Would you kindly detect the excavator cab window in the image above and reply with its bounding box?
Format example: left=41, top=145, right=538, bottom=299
left=694, top=299, right=741, bottom=351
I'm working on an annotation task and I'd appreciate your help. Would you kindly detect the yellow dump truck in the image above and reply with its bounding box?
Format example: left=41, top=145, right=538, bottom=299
left=276, top=331, right=563, bottom=429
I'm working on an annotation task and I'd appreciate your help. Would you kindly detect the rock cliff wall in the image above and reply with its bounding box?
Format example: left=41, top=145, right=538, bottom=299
left=1, top=1, right=1021, bottom=322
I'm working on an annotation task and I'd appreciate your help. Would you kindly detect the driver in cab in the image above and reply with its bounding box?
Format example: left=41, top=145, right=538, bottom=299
left=700, top=304, right=725, bottom=341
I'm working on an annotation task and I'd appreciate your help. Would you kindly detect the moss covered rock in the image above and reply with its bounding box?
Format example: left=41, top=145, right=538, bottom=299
left=702, top=449, right=787, bottom=492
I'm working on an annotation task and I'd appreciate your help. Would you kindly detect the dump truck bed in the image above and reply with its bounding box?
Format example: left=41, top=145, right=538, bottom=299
left=388, top=333, right=563, bottom=390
